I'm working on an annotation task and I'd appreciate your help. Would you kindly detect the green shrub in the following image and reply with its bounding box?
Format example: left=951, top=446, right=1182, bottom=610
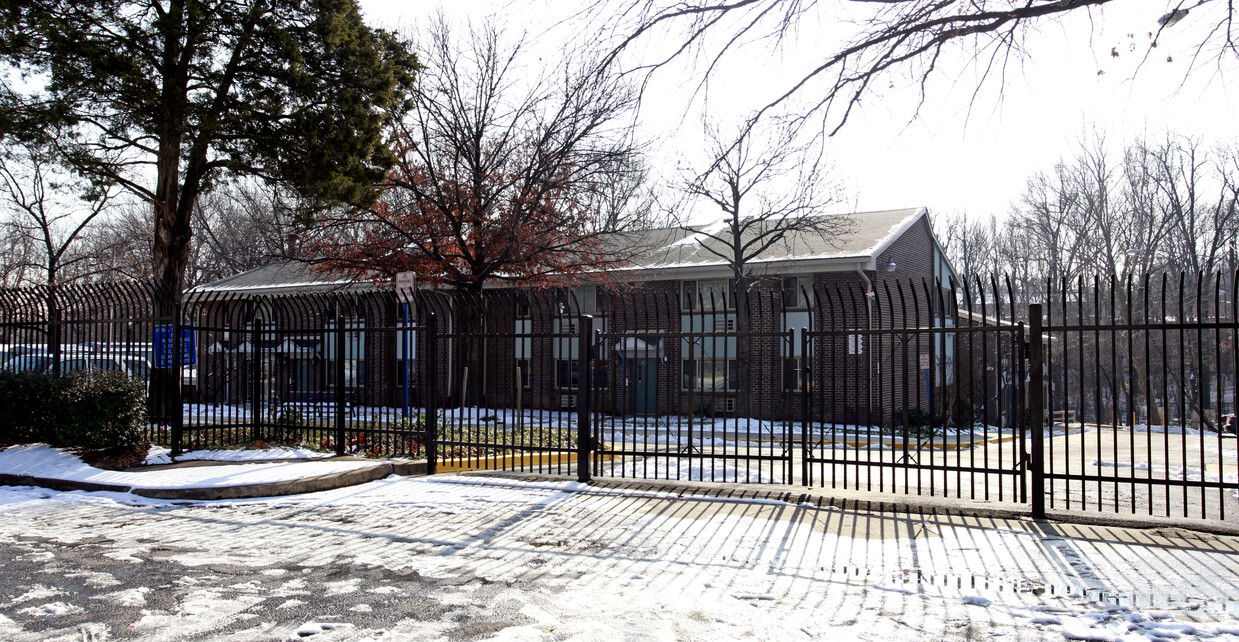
left=0, top=371, right=64, bottom=446
left=54, top=370, right=147, bottom=451
left=950, top=398, right=976, bottom=428
left=271, top=407, right=305, bottom=426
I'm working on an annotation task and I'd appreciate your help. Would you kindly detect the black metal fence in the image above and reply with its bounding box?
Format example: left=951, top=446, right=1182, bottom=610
left=1033, top=273, right=1239, bottom=521
left=1, top=274, right=1236, bottom=524
left=0, top=281, right=177, bottom=439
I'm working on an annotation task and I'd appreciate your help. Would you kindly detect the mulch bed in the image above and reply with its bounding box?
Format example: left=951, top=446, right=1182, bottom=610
left=79, top=446, right=149, bottom=471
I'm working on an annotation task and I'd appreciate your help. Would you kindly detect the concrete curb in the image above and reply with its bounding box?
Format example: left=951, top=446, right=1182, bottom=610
left=0, top=473, right=131, bottom=494
left=133, top=463, right=394, bottom=500
left=0, top=458, right=431, bottom=501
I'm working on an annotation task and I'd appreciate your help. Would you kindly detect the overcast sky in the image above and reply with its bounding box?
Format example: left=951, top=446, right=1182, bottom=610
left=359, top=0, right=1239, bottom=222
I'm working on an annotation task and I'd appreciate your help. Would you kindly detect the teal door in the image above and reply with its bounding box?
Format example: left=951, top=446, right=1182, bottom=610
left=635, top=358, right=657, bottom=415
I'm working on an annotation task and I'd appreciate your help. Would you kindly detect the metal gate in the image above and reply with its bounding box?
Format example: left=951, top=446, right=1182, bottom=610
left=797, top=278, right=1028, bottom=503
left=1030, top=274, right=1239, bottom=522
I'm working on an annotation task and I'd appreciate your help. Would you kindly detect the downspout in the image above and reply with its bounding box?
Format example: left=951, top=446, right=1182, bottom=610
left=856, top=267, right=876, bottom=415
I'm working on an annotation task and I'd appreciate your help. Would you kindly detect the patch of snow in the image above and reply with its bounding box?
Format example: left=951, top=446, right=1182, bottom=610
left=10, top=586, right=60, bottom=604
left=91, top=587, right=148, bottom=607
left=0, top=444, right=378, bottom=490
left=19, top=601, right=81, bottom=617
left=145, top=445, right=330, bottom=465
left=1058, top=619, right=1119, bottom=641
left=291, top=621, right=351, bottom=639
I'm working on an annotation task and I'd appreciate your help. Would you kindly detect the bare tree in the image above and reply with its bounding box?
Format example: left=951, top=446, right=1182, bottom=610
left=0, top=141, right=118, bottom=288
left=309, top=16, right=643, bottom=405
left=1136, top=135, right=1239, bottom=275
left=74, top=180, right=314, bottom=287
left=0, top=218, right=38, bottom=287
left=958, top=130, right=1239, bottom=425
left=935, top=211, right=1003, bottom=278
left=581, top=153, right=664, bottom=233
left=80, top=205, right=155, bottom=283
left=190, top=182, right=314, bottom=285
left=676, top=117, right=847, bottom=414
left=310, top=16, right=643, bottom=294
left=593, top=1, right=1236, bottom=135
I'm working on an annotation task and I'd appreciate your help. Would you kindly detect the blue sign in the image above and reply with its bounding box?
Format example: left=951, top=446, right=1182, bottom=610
left=154, top=325, right=196, bottom=367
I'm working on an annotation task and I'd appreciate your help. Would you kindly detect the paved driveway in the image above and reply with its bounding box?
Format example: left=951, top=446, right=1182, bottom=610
left=1, top=475, right=1238, bottom=640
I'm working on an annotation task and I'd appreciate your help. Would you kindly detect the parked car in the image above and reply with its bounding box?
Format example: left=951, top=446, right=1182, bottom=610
left=0, top=344, right=48, bottom=362
left=0, top=351, right=91, bottom=373
left=0, top=352, right=145, bottom=380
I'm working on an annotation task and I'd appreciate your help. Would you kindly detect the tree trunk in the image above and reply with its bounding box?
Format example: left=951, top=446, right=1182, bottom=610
left=734, top=274, right=752, bottom=419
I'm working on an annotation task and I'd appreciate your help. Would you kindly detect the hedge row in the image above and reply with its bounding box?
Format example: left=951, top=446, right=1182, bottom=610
left=0, top=370, right=147, bottom=450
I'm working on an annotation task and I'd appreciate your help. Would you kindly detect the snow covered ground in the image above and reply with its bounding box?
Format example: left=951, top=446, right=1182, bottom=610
left=1, top=472, right=1238, bottom=640
left=144, top=445, right=332, bottom=466
left=0, top=444, right=375, bottom=490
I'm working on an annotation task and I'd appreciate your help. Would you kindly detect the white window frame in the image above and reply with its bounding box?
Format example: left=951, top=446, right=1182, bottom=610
left=682, top=278, right=734, bottom=311
left=681, top=358, right=738, bottom=391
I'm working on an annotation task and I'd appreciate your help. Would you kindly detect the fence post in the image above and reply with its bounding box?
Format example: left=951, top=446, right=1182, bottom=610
left=334, top=308, right=346, bottom=457
left=251, top=317, right=263, bottom=444
left=171, top=300, right=184, bottom=457
left=577, top=314, right=593, bottom=483
left=425, top=312, right=438, bottom=474
left=799, top=327, right=810, bottom=486
left=1028, top=303, right=1046, bottom=518
left=48, top=285, right=61, bottom=377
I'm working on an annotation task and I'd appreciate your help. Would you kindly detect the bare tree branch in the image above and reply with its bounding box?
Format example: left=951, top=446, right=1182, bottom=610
left=592, top=0, right=1236, bottom=136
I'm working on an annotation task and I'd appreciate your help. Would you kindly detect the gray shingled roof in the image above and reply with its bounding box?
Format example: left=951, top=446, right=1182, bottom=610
left=191, top=262, right=363, bottom=295
left=193, top=207, right=927, bottom=293
left=616, top=208, right=924, bottom=273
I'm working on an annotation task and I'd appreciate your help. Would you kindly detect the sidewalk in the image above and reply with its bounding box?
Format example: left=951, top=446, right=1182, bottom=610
left=3, top=443, right=1238, bottom=538
left=0, top=444, right=426, bottom=500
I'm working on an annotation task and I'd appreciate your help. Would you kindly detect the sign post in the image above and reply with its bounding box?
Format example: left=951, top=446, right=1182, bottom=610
left=919, top=353, right=931, bottom=413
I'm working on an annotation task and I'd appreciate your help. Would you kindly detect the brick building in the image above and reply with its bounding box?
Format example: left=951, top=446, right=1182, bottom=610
left=191, top=207, right=958, bottom=422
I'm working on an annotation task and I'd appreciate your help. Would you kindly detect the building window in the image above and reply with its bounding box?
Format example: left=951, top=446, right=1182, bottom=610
left=326, top=359, right=365, bottom=388
left=782, top=276, right=813, bottom=309
left=575, top=285, right=597, bottom=315
left=558, top=285, right=597, bottom=315
left=514, top=319, right=532, bottom=387
left=783, top=357, right=809, bottom=392
left=516, top=358, right=531, bottom=388
left=682, top=358, right=737, bottom=391
left=682, top=279, right=734, bottom=311
left=397, top=358, right=416, bottom=389
left=591, top=360, right=609, bottom=390
left=556, top=359, right=580, bottom=389
left=324, top=319, right=365, bottom=388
